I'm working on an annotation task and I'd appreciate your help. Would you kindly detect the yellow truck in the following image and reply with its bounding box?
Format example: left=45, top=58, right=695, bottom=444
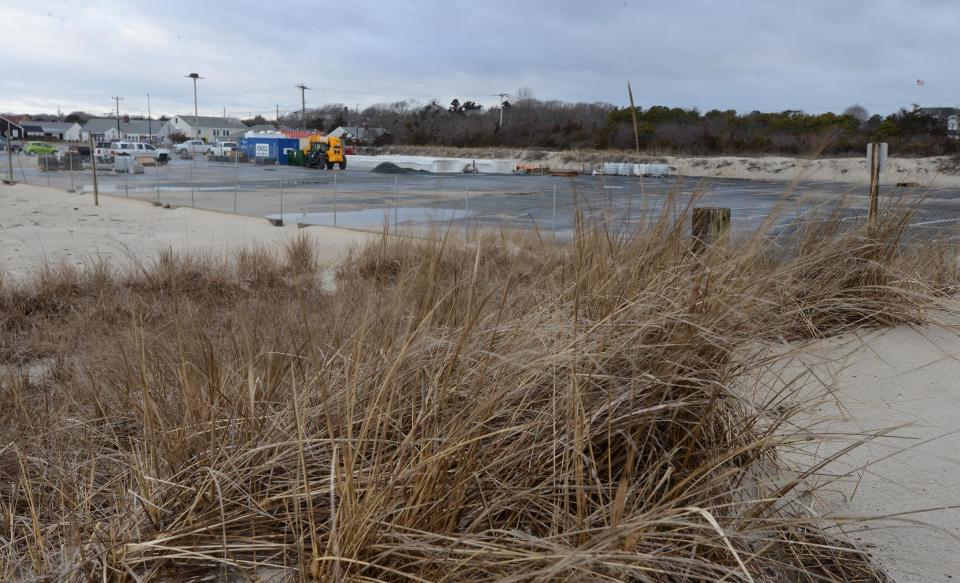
left=304, top=135, right=346, bottom=169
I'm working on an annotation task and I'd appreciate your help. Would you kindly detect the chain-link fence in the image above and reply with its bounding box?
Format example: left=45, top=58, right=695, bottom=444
left=6, top=148, right=960, bottom=240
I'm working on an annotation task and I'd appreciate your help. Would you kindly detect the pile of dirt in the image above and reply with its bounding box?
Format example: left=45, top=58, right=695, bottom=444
left=371, top=162, right=426, bottom=174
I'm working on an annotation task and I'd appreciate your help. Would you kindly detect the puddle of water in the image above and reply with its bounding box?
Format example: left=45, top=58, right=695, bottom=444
left=267, top=207, right=468, bottom=228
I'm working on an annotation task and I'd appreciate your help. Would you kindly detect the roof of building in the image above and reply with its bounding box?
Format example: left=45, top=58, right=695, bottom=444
left=919, top=107, right=960, bottom=118
left=83, top=117, right=167, bottom=135
left=281, top=129, right=323, bottom=139
left=37, top=122, right=79, bottom=133
left=328, top=126, right=387, bottom=140
left=173, top=115, right=247, bottom=129
left=240, top=124, right=279, bottom=133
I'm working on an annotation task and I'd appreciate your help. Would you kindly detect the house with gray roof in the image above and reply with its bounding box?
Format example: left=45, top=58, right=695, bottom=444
left=81, top=118, right=169, bottom=142
left=21, top=121, right=82, bottom=141
left=162, top=115, right=247, bottom=142
left=919, top=107, right=960, bottom=138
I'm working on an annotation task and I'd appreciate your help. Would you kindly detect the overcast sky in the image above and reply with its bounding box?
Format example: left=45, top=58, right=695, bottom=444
left=2, top=0, right=958, bottom=118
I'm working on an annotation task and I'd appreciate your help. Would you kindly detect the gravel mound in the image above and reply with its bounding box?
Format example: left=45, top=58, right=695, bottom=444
left=371, top=162, right=428, bottom=174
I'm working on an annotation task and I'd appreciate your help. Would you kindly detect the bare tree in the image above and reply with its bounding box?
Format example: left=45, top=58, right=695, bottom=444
left=516, top=87, right=535, bottom=103
left=843, top=104, right=869, bottom=125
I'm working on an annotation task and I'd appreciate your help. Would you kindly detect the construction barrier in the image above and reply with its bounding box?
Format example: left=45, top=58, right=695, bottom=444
left=602, top=162, right=670, bottom=177
left=349, top=155, right=516, bottom=174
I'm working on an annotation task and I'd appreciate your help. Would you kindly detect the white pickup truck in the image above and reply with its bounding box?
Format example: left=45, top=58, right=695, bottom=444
left=174, top=140, right=210, bottom=155
left=208, top=141, right=238, bottom=156
left=110, top=141, right=170, bottom=164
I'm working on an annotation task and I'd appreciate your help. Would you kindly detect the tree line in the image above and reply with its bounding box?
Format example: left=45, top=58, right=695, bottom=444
left=25, top=97, right=959, bottom=156
left=264, top=98, right=960, bottom=156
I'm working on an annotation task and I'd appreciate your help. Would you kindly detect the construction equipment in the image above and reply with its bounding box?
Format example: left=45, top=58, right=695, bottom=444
left=304, top=135, right=346, bottom=170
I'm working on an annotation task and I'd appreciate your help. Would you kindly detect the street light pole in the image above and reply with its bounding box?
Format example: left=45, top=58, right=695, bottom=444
left=186, top=73, right=203, bottom=139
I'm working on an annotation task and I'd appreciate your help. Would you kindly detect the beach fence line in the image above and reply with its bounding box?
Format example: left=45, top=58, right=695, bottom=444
left=11, top=150, right=959, bottom=239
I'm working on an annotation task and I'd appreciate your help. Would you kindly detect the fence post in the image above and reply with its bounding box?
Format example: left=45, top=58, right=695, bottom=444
left=69, top=153, right=75, bottom=192
left=45, top=155, right=50, bottom=186
left=124, top=159, right=128, bottom=197
left=552, top=183, right=557, bottom=232
left=156, top=159, right=161, bottom=203
left=868, top=142, right=882, bottom=221
left=89, top=135, right=99, bottom=206
left=691, top=207, right=731, bottom=252
left=464, top=178, right=469, bottom=241
left=233, top=147, right=239, bottom=214
left=394, top=175, right=398, bottom=231
left=333, top=172, right=338, bottom=227
left=190, top=154, right=196, bottom=208
left=279, top=163, right=284, bottom=221
left=4, top=130, right=14, bottom=184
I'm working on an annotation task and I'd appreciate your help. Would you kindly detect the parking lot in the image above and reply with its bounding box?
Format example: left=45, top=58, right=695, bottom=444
left=5, top=151, right=960, bottom=237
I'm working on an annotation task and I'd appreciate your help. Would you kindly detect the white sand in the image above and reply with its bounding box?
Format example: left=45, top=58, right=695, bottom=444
left=662, top=155, right=960, bottom=187
left=769, top=323, right=960, bottom=582
left=0, top=183, right=369, bottom=277
left=382, top=145, right=960, bottom=187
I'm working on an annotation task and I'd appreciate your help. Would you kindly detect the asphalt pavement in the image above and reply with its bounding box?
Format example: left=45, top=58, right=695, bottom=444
left=6, top=153, right=959, bottom=237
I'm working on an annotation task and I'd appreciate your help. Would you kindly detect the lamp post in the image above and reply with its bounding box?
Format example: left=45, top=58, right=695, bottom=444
left=186, top=73, right=203, bottom=139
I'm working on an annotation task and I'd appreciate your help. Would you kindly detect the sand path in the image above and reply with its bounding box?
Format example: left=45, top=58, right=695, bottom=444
left=0, top=183, right=369, bottom=276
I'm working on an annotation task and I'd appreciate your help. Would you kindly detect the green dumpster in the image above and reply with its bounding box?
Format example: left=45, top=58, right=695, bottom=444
left=287, top=148, right=304, bottom=166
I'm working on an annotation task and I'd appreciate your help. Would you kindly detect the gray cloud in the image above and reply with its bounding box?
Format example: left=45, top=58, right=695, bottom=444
left=2, top=0, right=957, bottom=117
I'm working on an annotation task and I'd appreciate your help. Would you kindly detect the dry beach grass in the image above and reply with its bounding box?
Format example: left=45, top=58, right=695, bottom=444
left=0, top=200, right=956, bottom=581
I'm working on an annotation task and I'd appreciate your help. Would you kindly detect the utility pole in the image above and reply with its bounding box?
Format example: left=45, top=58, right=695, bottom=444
left=112, top=96, right=123, bottom=137
left=147, top=92, right=152, bottom=143
left=186, top=73, right=203, bottom=139
left=493, top=93, right=510, bottom=128
left=296, top=83, right=310, bottom=130
left=276, top=104, right=280, bottom=129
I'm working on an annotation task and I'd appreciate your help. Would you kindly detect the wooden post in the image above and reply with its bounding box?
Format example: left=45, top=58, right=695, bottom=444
left=627, top=81, right=641, bottom=154
left=692, top=207, right=731, bottom=252
left=868, top=142, right=880, bottom=221
left=89, top=135, right=99, bottom=206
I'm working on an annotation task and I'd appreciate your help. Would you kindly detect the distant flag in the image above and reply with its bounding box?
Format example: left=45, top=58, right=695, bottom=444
left=917, top=79, right=926, bottom=87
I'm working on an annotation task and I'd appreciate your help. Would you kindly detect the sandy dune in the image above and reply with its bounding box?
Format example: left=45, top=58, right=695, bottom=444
left=3, top=180, right=959, bottom=581
left=768, top=323, right=960, bottom=582
left=0, top=183, right=369, bottom=277
left=380, top=145, right=960, bottom=188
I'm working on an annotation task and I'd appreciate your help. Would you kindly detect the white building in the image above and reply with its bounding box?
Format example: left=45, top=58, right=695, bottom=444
left=81, top=118, right=169, bottom=143
left=162, top=115, right=247, bottom=142
left=62, top=123, right=82, bottom=141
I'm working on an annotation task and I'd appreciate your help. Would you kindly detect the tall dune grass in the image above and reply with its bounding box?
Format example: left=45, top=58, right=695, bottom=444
left=0, top=203, right=955, bottom=581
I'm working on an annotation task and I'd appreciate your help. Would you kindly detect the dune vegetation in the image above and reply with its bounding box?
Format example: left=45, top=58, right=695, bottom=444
left=0, top=199, right=955, bottom=581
